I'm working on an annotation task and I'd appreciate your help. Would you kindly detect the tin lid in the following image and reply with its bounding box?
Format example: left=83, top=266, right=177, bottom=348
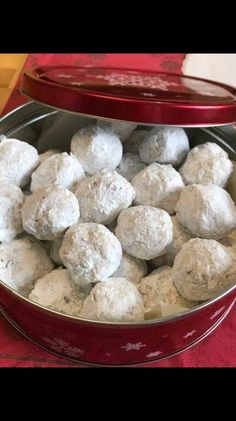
left=22, top=66, right=236, bottom=126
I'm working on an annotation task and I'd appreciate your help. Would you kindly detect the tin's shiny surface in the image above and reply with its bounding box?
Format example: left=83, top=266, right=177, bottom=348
left=0, top=279, right=235, bottom=365
left=0, top=101, right=236, bottom=365
left=22, top=67, right=236, bottom=126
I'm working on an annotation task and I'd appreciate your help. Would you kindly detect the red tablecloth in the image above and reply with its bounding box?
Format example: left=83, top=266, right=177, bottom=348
left=1, top=54, right=235, bottom=367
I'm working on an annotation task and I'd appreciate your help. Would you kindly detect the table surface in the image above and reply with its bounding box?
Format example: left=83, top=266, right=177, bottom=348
left=0, top=53, right=235, bottom=367
left=0, top=54, right=28, bottom=114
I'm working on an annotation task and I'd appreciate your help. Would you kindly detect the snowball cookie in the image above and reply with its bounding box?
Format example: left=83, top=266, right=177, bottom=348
left=0, top=183, right=25, bottom=242
left=60, top=223, right=122, bottom=286
left=132, top=163, right=184, bottom=215
left=150, top=216, right=193, bottom=268
left=80, top=277, right=144, bottom=322
left=71, top=125, right=122, bottom=175
left=139, top=127, right=190, bottom=166
left=0, top=237, right=54, bottom=294
left=123, top=129, right=149, bottom=154
left=31, top=152, right=85, bottom=192
left=49, top=217, right=86, bottom=264
left=139, top=266, right=194, bottom=319
left=179, top=142, right=233, bottom=187
left=29, top=268, right=87, bottom=317
left=39, top=149, right=61, bottom=163
left=74, top=169, right=135, bottom=225
left=111, top=253, right=148, bottom=284
left=49, top=237, right=64, bottom=266
left=175, top=184, right=236, bottom=240
left=226, top=160, right=236, bottom=203
left=97, top=120, right=137, bottom=142
left=173, top=238, right=236, bottom=301
left=0, top=138, right=39, bottom=187
left=116, top=206, right=173, bottom=260
left=22, top=185, right=80, bottom=240
left=116, top=153, right=146, bottom=181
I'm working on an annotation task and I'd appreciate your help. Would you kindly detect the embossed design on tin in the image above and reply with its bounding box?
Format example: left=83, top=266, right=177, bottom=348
left=145, top=350, right=162, bottom=358
left=42, top=337, right=85, bottom=357
left=183, top=330, right=196, bottom=339
left=210, top=306, right=225, bottom=320
left=142, top=92, right=156, bottom=97
left=121, top=342, right=146, bottom=351
left=91, top=72, right=178, bottom=91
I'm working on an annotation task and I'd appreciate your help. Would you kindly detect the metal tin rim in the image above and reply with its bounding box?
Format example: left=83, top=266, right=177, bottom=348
left=1, top=300, right=234, bottom=366
left=0, top=277, right=235, bottom=328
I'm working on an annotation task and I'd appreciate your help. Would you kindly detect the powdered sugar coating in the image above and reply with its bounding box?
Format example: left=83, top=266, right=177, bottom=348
left=173, top=238, right=236, bottom=301
left=115, top=206, right=173, bottom=260
left=0, top=138, right=39, bottom=187
left=132, top=163, right=184, bottom=214
left=48, top=218, right=86, bottom=266
left=226, top=160, right=236, bottom=202
left=71, top=125, right=122, bottom=175
left=111, top=253, right=148, bottom=284
left=139, top=127, right=190, bottom=166
left=22, top=185, right=80, bottom=240
left=117, top=153, right=146, bottom=181
left=80, top=277, right=144, bottom=322
left=175, top=184, right=236, bottom=239
left=31, top=152, right=85, bottom=192
left=29, top=268, right=86, bottom=316
left=74, top=169, right=135, bottom=225
left=59, top=223, right=122, bottom=286
left=123, top=129, right=149, bottom=154
left=179, top=142, right=233, bottom=187
left=0, top=183, right=25, bottom=242
left=49, top=237, right=64, bottom=266
left=39, top=149, right=61, bottom=163
left=139, top=266, right=194, bottom=319
left=150, top=215, right=193, bottom=268
left=0, top=237, right=54, bottom=294
left=97, top=120, right=137, bottom=142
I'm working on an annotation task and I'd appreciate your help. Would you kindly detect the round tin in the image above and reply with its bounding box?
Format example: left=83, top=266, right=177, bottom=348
left=0, top=101, right=235, bottom=365
left=22, top=66, right=236, bottom=126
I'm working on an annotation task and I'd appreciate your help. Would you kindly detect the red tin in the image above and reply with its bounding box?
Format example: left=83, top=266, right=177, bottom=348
left=0, top=280, right=235, bottom=366
left=0, top=65, right=236, bottom=365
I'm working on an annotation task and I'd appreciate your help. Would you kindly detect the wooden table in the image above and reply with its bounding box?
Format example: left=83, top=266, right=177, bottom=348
left=0, top=54, right=28, bottom=115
